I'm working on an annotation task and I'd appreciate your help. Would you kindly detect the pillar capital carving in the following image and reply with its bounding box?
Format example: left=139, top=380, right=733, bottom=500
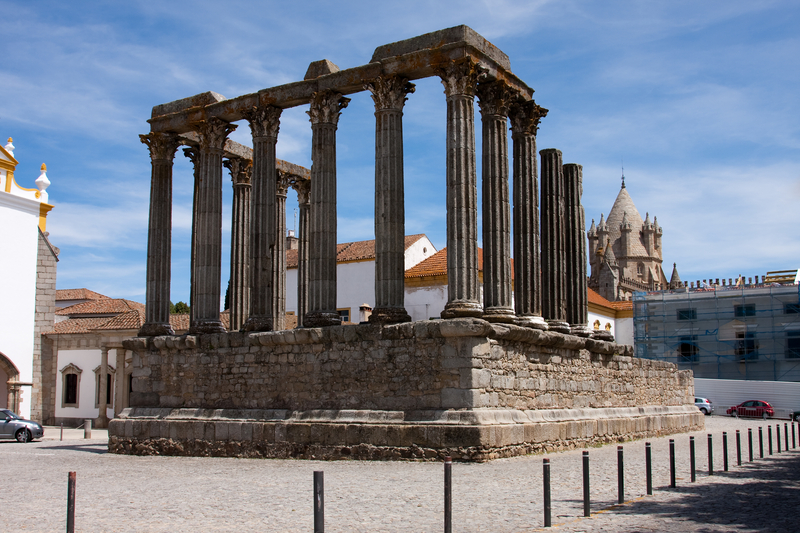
left=244, top=104, right=282, bottom=139
left=140, top=132, right=181, bottom=162
left=223, top=157, right=252, bottom=187
left=182, top=146, right=198, bottom=165
left=276, top=170, right=291, bottom=197
left=509, top=100, right=549, bottom=137
left=291, top=178, right=311, bottom=204
left=476, top=80, right=516, bottom=118
left=193, top=117, right=237, bottom=153
left=307, top=90, right=350, bottom=125
left=437, top=58, right=486, bottom=98
left=364, top=75, right=416, bottom=111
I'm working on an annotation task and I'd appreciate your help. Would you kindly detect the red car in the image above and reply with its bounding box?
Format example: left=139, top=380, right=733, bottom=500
left=727, top=400, right=774, bottom=419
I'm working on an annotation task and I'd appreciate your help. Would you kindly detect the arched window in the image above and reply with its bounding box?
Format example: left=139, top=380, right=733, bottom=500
left=60, top=363, right=82, bottom=408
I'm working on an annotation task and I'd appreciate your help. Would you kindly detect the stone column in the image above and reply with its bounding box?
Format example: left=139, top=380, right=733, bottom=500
left=114, top=348, right=125, bottom=417
left=304, top=90, right=350, bottom=327
left=293, top=179, right=311, bottom=325
left=365, top=75, right=415, bottom=324
left=438, top=59, right=484, bottom=319
left=183, top=147, right=200, bottom=325
left=138, top=132, right=181, bottom=336
left=273, top=170, right=291, bottom=330
left=242, top=105, right=282, bottom=332
left=510, top=101, right=548, bottom=329
left=98, top=347, right=109, bottom=428
left=223, top=157, right=252, bottom=331
left=189, top=118, right=236, bottom=334
left=477, top=80, right=515, bottom=323
left=540, top=148, right=570, bottom=333
left=564, top=163, right=590, bottom=336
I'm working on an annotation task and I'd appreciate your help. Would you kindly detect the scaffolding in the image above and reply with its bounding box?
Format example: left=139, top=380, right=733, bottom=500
left=634, top=282, right=800, bottom=381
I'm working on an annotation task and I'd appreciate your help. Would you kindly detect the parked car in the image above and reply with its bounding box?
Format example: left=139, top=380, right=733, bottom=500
left=791, top=410, right=800, bottom=422
left=0, top=409, right=44, bottom=442
left=727, top=400, right=774, bottom=419
left=695, top=397, right=715, bottom=415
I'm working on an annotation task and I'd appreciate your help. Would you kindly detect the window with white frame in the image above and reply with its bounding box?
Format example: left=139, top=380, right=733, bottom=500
left=60, top=363, right=82, bottom=408
left=93, top=365, right=115, bottom=407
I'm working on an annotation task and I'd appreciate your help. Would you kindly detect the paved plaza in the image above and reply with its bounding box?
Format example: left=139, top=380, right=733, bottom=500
left=2, top=416, right=798, bottom=532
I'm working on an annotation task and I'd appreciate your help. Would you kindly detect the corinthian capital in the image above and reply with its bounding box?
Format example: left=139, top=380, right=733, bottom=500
left=364, top=75, right=416, bottom=112
left=140, top=132, right=181, bottom=162
left=183, top=146, right=198, bottom=165
left=193, top=117, right=237, bottom=152
left=223, top=157, right=252, bottom=186
left=509, top=100, right=549, bottom=137
left=276, top=170, right=292, bottom=196
left=307, top=90, right=350, bottom=125
left=291, top=178, right=311, bottom=204
left=243, top=104, right=282, bottom=139
left=477, top=80, right=516, bottom=118
left=437, top=58, right=487, bottom=98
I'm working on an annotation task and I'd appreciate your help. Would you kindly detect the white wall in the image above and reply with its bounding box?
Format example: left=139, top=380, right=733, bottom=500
left=404, top=236, right=437, bottom=270
left=405, top=284, right=448, bottom=322
left=615, top=316, right=634, bottom=346
left=55, top=349, right=113, bottom=420
left=336, top=261, right=376, bottom=322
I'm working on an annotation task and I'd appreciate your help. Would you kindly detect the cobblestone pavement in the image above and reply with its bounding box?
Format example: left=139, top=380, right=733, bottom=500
left=2, top=417, right=798, bottom=532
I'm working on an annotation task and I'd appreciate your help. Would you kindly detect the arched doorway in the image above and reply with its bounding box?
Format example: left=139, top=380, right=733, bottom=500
left=0, top=352, right=20, bottom=411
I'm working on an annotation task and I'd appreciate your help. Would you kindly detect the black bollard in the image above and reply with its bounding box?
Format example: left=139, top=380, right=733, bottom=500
left=708, top=434, right=714, bottom=475
left=645, top=442, right=652, bottom=495
left=759, top=427, right=764, bottom=459
left=748, top=428, right=753, bottom=462
left=543, top=458, right=551, bottom=528
left=690, top=436, right=696, bottom=482
left=67, top=471, right=76, bottom=533
left=617, top=446, right=624, bottom=504
left=444, top=457, right=452, bottom=533
left=768, top=426, right=773, bottom=455
left=60, top=423, right=63, bottom=442
left=736, top=430, right=741, bottom=466
left=669, top=439, right=676, bottom=488
left=582, top=451, right=590, bottom=517
left=723, top=432, right=728, bottom=472
left=785, top=423, right=789, bottom=451
left=314, top=471, right=324, bottom=533
left=793, top=421, right=796, bottom=449
left=777, top=425, right=781, bottom=453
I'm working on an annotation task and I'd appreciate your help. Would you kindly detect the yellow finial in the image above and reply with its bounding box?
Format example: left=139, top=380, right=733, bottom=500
left=41, top=163, right=47, bottom=171
left=7, top=137, right=11, bottom=143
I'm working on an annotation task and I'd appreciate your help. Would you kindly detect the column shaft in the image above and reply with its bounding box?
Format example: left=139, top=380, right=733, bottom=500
left=242, top=105, right=282, bottom=332
left=478, top=81, right=515, bottom=323
left=564, top=163, right=589, bottom=335
left=190, top=118, right=236, bottom=334
left=365, top=75, right=414, bottom=324
left=540, top=148, right=570, bottom=332
left=273, top=172, right=290, bottom=330
left=510, top=101, right=548, bottom=329
left=224, top=157, right=252, bottom=331
left=139, top=132, right=180, bottom=337
left=98, top=347, right=108, bottom=427
left=305, top=90, right=349, bottom=327
left=183, top=147, right=199, bottom=326
left=295, top=181, right=311, bottom=326
left=114, top=348, right=125, bottom=417
left=439, top=60, right=483, bottom=319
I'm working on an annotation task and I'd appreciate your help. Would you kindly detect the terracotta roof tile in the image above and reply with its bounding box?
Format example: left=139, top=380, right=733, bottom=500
left=405, top=248, right=488, bottom=278
left=587, top=288, right=613, bottom=308
left=93, top=310, right=144, bottom=330
left=609, top=300, right=633, bottom=311
left=287, top=234, right=427, bottom=268
left=56, top=288, right=110, bottom=301
left=46, top=318, right=112, bottom=334
left=56, top=299, right=146, bottom=316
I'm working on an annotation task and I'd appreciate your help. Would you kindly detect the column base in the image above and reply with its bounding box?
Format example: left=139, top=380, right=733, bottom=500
left=514, top=315, right=549, bottom=330
left=441, top=301, right=484, bottom=319
left=188, top=319, right=227, bottom=335
left=369, top=307, right=411, bottom=325
left=138, top=322, right=175, bottom=337
left=242, top=316, right=274, bottom=333
left=304, top=311, right=341, bottom=328
left=591, top=329, right=615, bottom=342
left=482, top=307, right=516, bottom=323
left=570, top=324, right=592, bottom=337
left=546, top=320, right=571, bottom=334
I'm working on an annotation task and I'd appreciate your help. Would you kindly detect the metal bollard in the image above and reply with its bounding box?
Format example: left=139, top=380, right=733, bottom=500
left=543, top=458, right=551, bottom=528
left=444, top=457, right=452, bottom=533
left=768, top=426, right=773, bottom=455
left=736, top=430, right=741, bottom=466
left=60, top=423, right=63, bottom=442
left=669, top=439, right=676, bottom=488
left=582, top=451, right=590, bottom=517
left=645, top=442, right=652, bottom=495
left=748, top=428, right=753, bottom=462
left=777, top=425, right=781, bottom=453
left=793, top=422, right=796, bottom=449
left=67, top=471, right=76, bottom=533
left=617, top=446, right=624, bottom=504
left=723, top=432, right=728, bottom=472
left=759, top=427, right=764, bottom=459
left=689, top=436, right=696, bottom=482
left=314, top=471, right=324, bottom=533
left=707, top=434, right=714, bottom=475
left=785, top=423, right=789, bottom=451
left=84, top=419, right=92, bottom=439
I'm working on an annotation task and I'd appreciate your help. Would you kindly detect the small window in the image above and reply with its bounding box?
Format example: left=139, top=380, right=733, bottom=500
left=337, top=308, right=351, bottom=323
left=678, top=336, right=698, bottom=362
left=677, top=309, right=696, bottom=320
left=94, top=365, right=116, bottom=408
left=787, top=331, right=800, bottom=359
left=734, top=304, right=756, bottom=317
left=735, top=332, right=758, bottom=360
left=60, top=363, right=83, bottom=408
left=784, top=303, right=800, bottom=314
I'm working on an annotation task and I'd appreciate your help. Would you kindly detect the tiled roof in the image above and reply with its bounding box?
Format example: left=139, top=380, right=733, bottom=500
left=605, top=187, right=649, bottom=258
left=587, top=287, right=613, bottom=308
left=47, top=311, right=232, bottom=335
left=56, top=288, right=110, bottom=301
left=56, top=299, right=146, bottom=316
left=46, top=318, right=112, bottom=334
left=287, top=234, right=427, bottom=268
left=609, top=300, right=633, bottom=311
left=94, top=310, right=144, bottom=330
left=405, top=248, right=489, bottom=278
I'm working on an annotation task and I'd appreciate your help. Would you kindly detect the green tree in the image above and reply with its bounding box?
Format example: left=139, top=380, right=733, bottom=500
left=172, top=301, right=190, bottom=314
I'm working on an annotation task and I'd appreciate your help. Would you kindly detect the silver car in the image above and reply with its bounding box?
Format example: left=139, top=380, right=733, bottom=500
left=695, top=397, right=715, bottom=415
left=0, top=409, right=44, bottom=442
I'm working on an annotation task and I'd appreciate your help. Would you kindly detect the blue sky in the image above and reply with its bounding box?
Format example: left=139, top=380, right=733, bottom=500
left=3, top=1, right=798, bottom=305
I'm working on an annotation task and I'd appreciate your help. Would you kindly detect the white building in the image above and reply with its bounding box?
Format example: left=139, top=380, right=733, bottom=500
left=0, top=137, right=55, bottom=419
